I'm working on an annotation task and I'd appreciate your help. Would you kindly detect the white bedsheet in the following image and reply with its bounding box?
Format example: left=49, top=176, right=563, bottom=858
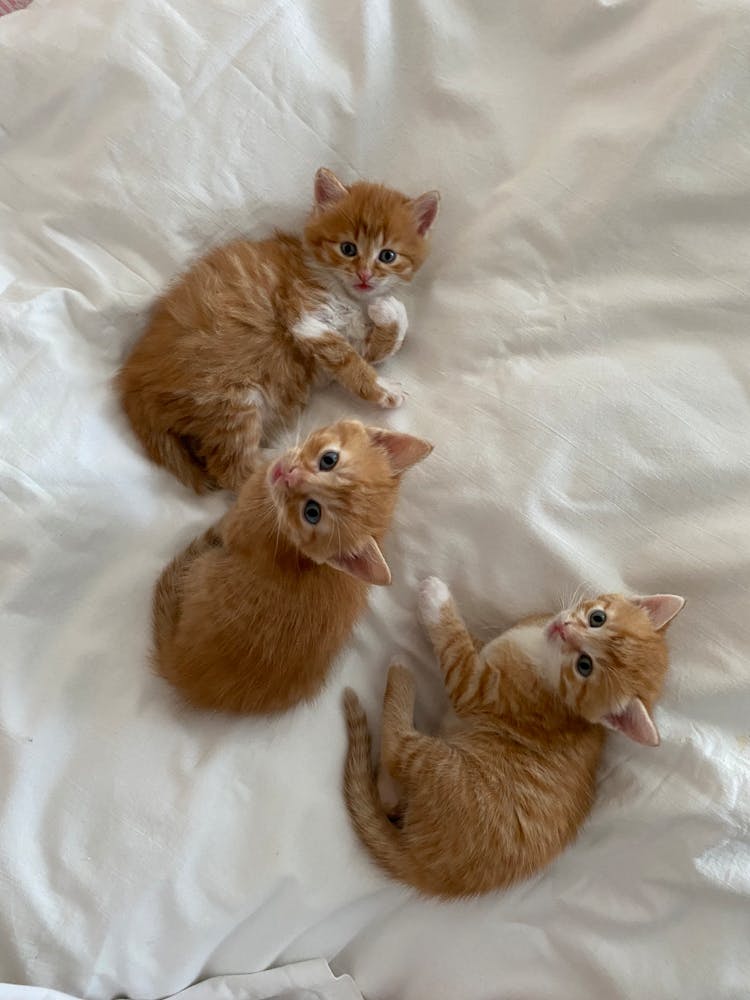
left=2, top=1, right=750, bottom=997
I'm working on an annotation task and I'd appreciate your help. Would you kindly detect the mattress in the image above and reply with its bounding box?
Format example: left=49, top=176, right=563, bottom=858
left=1, top=0, right=749, bottom=998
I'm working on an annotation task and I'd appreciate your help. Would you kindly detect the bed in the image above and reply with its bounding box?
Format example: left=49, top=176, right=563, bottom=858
left=2, top=1, right=750, bottom=997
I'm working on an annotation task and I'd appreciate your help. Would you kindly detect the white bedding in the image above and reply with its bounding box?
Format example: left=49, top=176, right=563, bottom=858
left=2, top=0, right=750, bottom=997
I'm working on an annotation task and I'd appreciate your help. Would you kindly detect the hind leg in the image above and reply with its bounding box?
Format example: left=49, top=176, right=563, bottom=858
left=378, top=663, right=441, bottom=818
left=152, top=524, right=224, bottom=658
left=196, top=402, right=264, bottom=492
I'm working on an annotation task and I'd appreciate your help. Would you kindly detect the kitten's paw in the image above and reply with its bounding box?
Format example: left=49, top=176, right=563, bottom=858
left=368, top=296, right=408, bottom=339
left=418, top=576, right=451, bottom=626
left=376, top=377, right=405, bottom=409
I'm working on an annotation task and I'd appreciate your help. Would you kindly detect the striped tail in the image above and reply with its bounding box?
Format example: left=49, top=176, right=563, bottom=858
left=342, top=689, right=410, bottom=885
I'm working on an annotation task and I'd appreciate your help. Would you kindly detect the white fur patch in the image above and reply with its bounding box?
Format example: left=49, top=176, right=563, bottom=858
left=503, top=623, right=560, bottom=689
left=376, top=377, right=404, bottom=409
left=242, top=387, right=264, bottom=410
left=368, top=296, right=408, bottom=350
left=418, top=577, right=451, bottom=626
left=291, top=314, right=330, bottom=340
left=293, top=296, right=369, bottom=349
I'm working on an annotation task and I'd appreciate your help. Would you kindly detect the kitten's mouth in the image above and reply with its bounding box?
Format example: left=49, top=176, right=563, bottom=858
left=547, top=619, right=567, bottom=642
left=270, top=461, right=284, bottom=485
left=354, top=281, right=374, bottom=292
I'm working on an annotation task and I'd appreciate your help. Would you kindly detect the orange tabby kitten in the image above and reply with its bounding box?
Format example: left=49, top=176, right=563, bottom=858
left=344, top=577, right=685, bottom=898
left=117, top=168, right=439, bottom=492
left=153, top=420, right=432, bottom=714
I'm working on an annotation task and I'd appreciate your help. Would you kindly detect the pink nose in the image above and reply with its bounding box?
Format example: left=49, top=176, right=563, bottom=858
left=272, top=462, right=304, bottom=488
left=357, top=270, right=372, bottom=283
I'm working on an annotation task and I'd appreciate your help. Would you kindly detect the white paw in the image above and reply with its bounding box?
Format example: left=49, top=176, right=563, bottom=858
left=376, top=377, right=404, bottom=409
left=418, top=577, right=451, bottom=626
left=368, top=296, right=408, bottom=344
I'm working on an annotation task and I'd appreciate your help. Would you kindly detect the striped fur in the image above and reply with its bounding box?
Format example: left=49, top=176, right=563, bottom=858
left=342, top=582, right=684, bottom=898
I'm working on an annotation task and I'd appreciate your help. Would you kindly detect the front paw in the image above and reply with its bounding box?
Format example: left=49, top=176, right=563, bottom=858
left=375, top=377, right=404, bottom=409
left=366, top=297, right=408, bottom=362
left=418, top=576, right=451, bottom=627
left=368, top=296, right=408, bottom=338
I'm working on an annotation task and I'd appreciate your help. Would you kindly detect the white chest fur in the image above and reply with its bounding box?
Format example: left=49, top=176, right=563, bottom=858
left=487, top=623, right=560, bottom=691
left=292, top=293, right=369, bottom=351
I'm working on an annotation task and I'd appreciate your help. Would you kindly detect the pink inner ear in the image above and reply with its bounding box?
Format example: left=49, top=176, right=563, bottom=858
left=366, top=428, right=432, bottom=474
left=411, top=191, right=440, bottom=236
left=326, top=537, right=391, bottom=586
left=602, top=698, right=660, bottom=747
left=314, top=168, right=348, bottom=207
left=632, top=594, right=685, bottom=631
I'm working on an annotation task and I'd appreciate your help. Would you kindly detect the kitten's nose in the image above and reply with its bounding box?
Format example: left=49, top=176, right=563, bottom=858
left=284, top=466, right=304, bottom=488
left=357, top=269, right=372, bottom=283
left=271, top=460, right=304, bottom=489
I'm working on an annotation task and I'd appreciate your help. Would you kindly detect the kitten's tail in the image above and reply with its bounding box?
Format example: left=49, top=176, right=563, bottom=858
left=342, top=688, right=410, bottom=886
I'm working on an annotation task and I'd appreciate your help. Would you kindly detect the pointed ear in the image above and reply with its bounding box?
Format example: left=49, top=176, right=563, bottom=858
left=632, top=594, right=686, bottom=631
left=410, top=190, right=440, bottom=236
left=314, top=167, right=348, bottom=208
left=602, top=698, right=660, bottom=747
left=366, top=427, right=433, bottom=474
left=326, top=536, right=391, bottom=586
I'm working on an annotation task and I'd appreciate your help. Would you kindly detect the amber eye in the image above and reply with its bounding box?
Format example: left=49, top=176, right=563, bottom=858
left=576, top=653, right=593, bottom=677
left=588, top=609, right=607, bottom=628
left=303, top=499, right=321, bottom=524
left=340, top=242, right=357, bottom=257
left=378, top=248, right=397, bottom=263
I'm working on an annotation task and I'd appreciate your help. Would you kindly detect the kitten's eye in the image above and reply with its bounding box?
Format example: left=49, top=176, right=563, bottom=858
left=303, top=499, right=322, bottom=524
left=588, top=609, right=607, bottom=628
left=340, top=242, right=357, bottom=258
left=378, top=248, right=397, bottom=263
left=576, top=653, right=594, bottom=678
left=319, top=450, right=339, bottom=471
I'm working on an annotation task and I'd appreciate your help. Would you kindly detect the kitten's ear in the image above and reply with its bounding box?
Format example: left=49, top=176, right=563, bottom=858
left=410, top=190, right=440, bottom=236
left=601, top=698, right=660, bottom=747
left=327, top=536, right=391, bottom=586
left=314, top=167, right=348, bottom=208
left=366, top=428, right=433, bottom=474
left=632, top=594, right=686, bottom=631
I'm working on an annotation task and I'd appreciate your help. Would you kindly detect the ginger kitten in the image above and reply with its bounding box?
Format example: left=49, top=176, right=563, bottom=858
left=344, top=578, right=685, bottom=898
left=153, top=420, right=432, bottom=714
left=117, top=168, right=439, bottom=492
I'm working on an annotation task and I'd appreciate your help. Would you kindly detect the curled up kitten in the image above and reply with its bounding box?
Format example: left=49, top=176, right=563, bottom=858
left=153, top=420, right=432, bottom=714
left=117, top=168, right=439, bottom=492
left=343, top=579, right=685, bottom=898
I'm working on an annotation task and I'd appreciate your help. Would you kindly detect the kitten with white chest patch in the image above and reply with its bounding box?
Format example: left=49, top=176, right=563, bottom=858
left=344, top=579, right=685, bottom=898
left=117, top=168, right=439, bottom=492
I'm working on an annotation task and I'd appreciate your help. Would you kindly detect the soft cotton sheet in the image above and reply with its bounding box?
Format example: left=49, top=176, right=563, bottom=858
left=1, top=1, right=750, bottom=998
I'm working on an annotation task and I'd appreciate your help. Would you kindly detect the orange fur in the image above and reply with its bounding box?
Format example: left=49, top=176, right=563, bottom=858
left=344, top=582, right=685, bottom=898
left=153, top=420, right=432, bottom=714
left=117, top=168, right=439, bottom=492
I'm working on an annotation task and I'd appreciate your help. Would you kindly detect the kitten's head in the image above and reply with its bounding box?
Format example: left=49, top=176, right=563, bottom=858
left=545, top=593, right=685, bottom=746
left=304, top=167, right=440, bottom=301
left=267, top=419, right=432, bottom=584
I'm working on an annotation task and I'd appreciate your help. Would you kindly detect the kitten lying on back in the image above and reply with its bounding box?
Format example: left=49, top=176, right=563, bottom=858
left=117, top=168, right=439, bottom=492
left=153, top=420, right=432, bottom=714
left=344, top=578, right=685, bottom=898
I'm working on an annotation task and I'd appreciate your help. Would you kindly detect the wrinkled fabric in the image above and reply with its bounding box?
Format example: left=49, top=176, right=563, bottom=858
left=0, top=961, right=363, bottom=1000
left=1, top=1, right=749, bottom=998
